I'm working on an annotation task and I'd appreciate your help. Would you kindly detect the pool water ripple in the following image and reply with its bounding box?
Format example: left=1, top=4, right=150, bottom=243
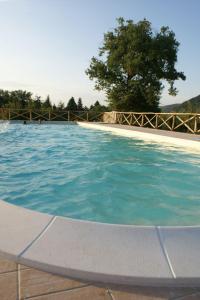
left=0, top=123, right=199, bottom=225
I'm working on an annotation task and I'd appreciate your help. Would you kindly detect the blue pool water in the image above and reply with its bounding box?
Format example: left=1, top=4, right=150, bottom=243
left=0, top=122, right=200, bottom=225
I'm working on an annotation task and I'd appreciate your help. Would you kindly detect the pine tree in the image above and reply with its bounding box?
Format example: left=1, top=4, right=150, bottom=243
left=43, top=95, right=52, bottom=109
left=66, top=97, right=77, bottom=111
left=77, top=98, right=83, bottom=111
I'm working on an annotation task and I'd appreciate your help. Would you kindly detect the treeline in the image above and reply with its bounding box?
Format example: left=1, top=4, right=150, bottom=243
left=0, top=89, right=108, bottom=112
left=161, top=95, right=200, bottom=113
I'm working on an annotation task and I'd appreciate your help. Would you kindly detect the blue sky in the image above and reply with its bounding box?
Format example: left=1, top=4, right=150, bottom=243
left=0, top=0, right=199, bottom=106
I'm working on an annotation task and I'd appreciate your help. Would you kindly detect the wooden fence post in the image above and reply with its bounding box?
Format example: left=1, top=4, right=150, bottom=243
left=155, top=114, right=158, bottom=128
left=141, top=114, right=144, bottom=127
left=194, top=115, right=197, bottom=133
left=172, top=114, right=175, bottom=131
left=29, top=110, right=32, bottom=121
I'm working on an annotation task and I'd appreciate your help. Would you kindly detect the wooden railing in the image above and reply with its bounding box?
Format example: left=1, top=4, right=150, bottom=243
left=1, top=108, right=200, bottom=134
left=106, top=112, right=200, bottom=134
left=0, top=108, right=103, bottom=122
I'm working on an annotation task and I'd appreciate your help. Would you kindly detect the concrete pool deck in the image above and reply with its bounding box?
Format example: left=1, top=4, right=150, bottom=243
left=2, top=257, right=200, bottom=300
left=78, top=122, right=200, bottom=153
left=1, top=200, right=200, bottom=289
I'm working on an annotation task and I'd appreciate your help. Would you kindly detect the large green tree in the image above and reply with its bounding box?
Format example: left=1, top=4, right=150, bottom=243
left=86, top=18, right=186, bottom=112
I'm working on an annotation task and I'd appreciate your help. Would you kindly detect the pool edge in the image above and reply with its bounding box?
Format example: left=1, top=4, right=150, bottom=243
left=1, top=200, right=200, bottom=287
left=78, top=122, right=200, bottom=153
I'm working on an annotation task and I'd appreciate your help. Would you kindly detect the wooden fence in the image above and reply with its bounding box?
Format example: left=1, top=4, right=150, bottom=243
left=1, top=108, right=200, bottom=134
left=112, top=112, right=200, bottom=134
left=0, top=108, right=103, bottom=122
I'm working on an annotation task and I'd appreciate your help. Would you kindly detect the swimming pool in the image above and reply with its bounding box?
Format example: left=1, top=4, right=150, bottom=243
left=0, top=122, right=199, bottom=225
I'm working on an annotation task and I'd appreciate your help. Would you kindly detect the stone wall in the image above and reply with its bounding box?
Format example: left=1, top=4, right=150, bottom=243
left=102, top=111, right=117, bottom=123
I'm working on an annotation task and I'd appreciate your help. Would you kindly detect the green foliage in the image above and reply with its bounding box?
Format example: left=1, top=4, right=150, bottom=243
left=89, top=100, right=109, bottom=113
left=77, top=97, right=84, bottom=110
left=43, top=95, right=52, bottom=109
left=0, top=89, right=33, bottom=109
left=66, top=97, right=78, bottom=111
left=0, top=89, right=108, bottom=112
left=58, top=101, right=65, bottom=110
left=34, top=96, right=42, bottom=109
left=86, top=18, right=186, bottom=112
left=161, top=95, right=200, bottom=113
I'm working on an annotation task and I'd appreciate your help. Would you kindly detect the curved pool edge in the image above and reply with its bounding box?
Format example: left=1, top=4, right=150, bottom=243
left=78, top=122, right=200, bottom=153
left=1, top=200, right=200, bottom=287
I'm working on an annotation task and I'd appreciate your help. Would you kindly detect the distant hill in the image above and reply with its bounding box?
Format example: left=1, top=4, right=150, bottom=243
left=161, top=95, right=200, bottom=113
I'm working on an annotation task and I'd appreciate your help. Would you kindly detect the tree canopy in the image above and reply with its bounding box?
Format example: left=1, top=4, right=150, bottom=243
left=0, top=89, right=107, bottom=112
left=89, top=100, right=108, bottom=113
left=86, top=18, right=186, bottom=112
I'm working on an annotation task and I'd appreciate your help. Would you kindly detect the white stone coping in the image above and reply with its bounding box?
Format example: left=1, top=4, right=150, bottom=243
left=1, top=200, right=200, bottom=287
left=78, top=122, right=200, bottom=154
